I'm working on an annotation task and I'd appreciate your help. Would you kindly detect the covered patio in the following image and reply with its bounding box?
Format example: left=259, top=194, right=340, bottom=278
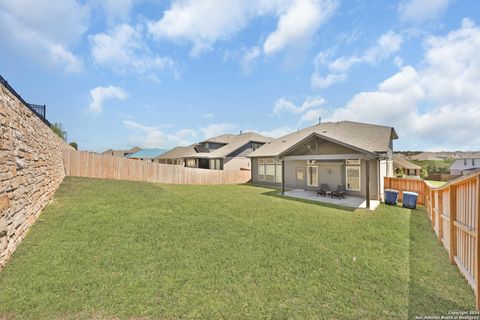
left=283, top=189, right=381, bottom=211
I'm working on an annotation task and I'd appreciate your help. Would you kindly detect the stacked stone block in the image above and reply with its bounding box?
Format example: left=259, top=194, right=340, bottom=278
left=0, top=83, right=72, bottom=269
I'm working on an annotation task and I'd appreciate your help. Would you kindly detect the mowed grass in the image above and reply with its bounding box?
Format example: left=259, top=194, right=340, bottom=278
left=425, top=180, right=447, bottom=188
left=0, top=177, right=474, bottom=319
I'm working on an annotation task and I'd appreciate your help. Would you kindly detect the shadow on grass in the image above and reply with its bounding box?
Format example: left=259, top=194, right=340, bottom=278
left=408, top=207, right=476, bottom=318
left=260, top=188, right=357, bottom=212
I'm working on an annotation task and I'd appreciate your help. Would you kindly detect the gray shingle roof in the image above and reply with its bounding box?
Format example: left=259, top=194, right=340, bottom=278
left=393, top=155, right=421, bottom=170
left=199, top=134, right=236, bottom=144
left=248, top=121, right=398, bottom=158
left=155, top=145, right=196, bottom=160
left=185, top=132, right=272, bottom=159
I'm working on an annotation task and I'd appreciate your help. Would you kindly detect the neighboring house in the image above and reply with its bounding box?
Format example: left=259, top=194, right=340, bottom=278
left=154, top=145, right=196, bottom=165
left=248, top=121, right=398, bottom=203
left=182, top=132, right=272, bottom=170
left=127, top=148, right=165, bottom=162
left=450, top=158, right=480, bottom=176
left=102, top=146, right=141, bottom=158
left=393, top=155, right=422, bottom=178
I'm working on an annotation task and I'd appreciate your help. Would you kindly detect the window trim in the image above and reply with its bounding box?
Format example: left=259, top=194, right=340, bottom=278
left=346, top=166, right=361, bottom=191
left=258, top=159, right=265, bottom=181
left=265, top=159, right=275, bottom=181
left=258, top=158, right=282, bottom=183
left=306, top=165, right=318, bottom=187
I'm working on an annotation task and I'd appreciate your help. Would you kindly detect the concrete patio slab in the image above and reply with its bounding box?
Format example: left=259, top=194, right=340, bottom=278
left=283, top=189, right=380, bottom=211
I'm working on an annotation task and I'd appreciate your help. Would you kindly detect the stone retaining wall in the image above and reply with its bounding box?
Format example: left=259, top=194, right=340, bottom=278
left=0, top=82, right=72, bottom=269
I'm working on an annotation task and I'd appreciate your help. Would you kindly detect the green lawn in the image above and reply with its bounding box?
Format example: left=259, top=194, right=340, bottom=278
left=0, top=177, right=474, bottom=319
left=425, top=180, right=447, bottom=187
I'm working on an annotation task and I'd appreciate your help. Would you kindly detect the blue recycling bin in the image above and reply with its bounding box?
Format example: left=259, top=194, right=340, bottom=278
left=385, top=189, right=399, bottom=205
left=402, top=191, right=419, bottom=209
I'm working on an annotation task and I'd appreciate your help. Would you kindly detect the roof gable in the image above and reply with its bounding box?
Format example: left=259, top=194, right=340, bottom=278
left=249, top=121, right=396, bottom=158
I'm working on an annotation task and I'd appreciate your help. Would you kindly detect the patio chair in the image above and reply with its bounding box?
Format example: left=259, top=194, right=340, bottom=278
left=331, top=185, right=346, bottom=200
left=317, top=184, right=330, bottom=197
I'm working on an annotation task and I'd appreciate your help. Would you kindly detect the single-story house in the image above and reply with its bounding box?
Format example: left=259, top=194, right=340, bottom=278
left=182, top=132, right=272, bottom=170
left=248, top=121, right=398, bottom=206
left=154, top=145, right=196, bottom=165
left=450, top=158, right=480, bottom=176
left=102, top=146, right=141, bottom=158
left=393, top=155, right=422, bottom=178
left=127, top=148, right=166, bottom=162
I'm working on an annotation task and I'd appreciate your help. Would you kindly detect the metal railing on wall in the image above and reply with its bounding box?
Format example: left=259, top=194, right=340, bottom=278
left=0, top=75, right=51, bottom=126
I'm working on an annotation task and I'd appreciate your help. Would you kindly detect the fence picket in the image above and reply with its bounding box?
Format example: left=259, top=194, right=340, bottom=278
left=63, top=150, right=251, bottom=185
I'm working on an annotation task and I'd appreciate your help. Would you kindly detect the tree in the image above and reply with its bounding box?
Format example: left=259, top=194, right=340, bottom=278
left=420, top=168, right=428, bottom=179
left=50, top=122, right=66, bottom=141
left=395, top=168, right=404, bottom=178
left=69, top=142, right=78, bottom=150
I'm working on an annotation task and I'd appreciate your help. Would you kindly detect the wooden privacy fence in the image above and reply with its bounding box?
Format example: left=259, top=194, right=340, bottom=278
left=385, top=173, right=480, bottom=309
left=63, top=150, right=251, bottom=185
left=384, top=177, right=426, bottom=205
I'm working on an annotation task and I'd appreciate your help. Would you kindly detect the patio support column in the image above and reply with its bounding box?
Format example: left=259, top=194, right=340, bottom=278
left=365, top=159, right=370, bottom=209
left=281, top=160, right=285, bottom=195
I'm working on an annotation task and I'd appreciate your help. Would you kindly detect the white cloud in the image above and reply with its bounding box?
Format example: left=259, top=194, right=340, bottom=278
left=263, top=0, right=337, bottom=55
left=123, top=120, right=197, bottom=148
left=240, top=46, right=261, bottom=74
left=148, top=0, right=251, bottom=56
left=94, top=0, right=138, bottom=22
left=311, top=73, right=346, bottom=89
left=90, top=23, right=176, bottom=77
left=299, top=109, right=325, bottom=124
left=245, top=126, right=296, bottom=138
left=0, top=0, right=89, bottom=73
left=148, top=0, right=337, bottom=57
left=399, top=0, right=449, bottom=24
left=199, top=123, right=237, bottom=139
left=311, top=31, right=403, bottom=89
left=273, top=97, right=325, bottom=115
left=202, top=113, right=216, bottom=119
left=88, top=86, right=128, bottom=114
left=328, top=19, right=480, bottom=150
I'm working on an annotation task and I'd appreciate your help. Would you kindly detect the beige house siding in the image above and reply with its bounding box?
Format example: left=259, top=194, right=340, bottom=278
left=223, top=157, right=250, bottom=171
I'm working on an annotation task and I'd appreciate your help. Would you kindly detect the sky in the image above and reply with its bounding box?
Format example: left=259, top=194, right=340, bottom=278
left=1, top=0, right=479, bottom=152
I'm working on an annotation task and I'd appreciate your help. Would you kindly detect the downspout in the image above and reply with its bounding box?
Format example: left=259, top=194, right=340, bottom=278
left=281, top=159, right=285, bottom=195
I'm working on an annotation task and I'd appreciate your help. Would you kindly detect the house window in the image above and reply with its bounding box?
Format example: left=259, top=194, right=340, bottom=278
left=275, top=160, right=282, bottom=183
left=209, top=159, right=222, bottom=170
left=296, top=170, right=304, bottom=180
left=258, top=159, right=265, bottom=181
left=265, top=159, right=275, bottom=181
left=307, top=166, right=318, bottom=187
left=346, top=166, right=361, bottom=191
left=258, top=158, right=282, bottom=183
left=464, top=159, right=467, bottom=166
left=473, top=159, right=475, bottom=166
left=252, top=143, right=262, bottom=151
left=205, top=143, right=209, bottom=149
left=186, top=159, right=196, bottom=167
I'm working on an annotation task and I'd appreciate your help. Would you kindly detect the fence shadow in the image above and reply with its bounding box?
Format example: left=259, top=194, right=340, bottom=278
left=408, top=208, right=475, bottom=318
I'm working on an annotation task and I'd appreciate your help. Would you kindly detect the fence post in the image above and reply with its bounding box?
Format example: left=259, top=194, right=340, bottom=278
left=438, top=190, right=443, bottom=244
left=431, top=189, right=435, bottom=229
left=475, top=175, right=480, bottom=310
left=449, top=184, right=457, bottom=264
